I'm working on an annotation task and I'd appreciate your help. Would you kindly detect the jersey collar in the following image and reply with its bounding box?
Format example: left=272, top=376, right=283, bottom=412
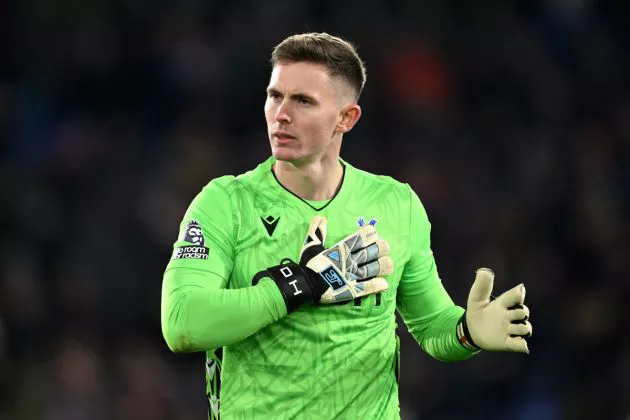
left=267, top=156, right=352, bottom=212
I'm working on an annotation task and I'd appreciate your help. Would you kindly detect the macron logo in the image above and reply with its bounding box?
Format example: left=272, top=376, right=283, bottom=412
left=261, top=215, right=280, bottom=236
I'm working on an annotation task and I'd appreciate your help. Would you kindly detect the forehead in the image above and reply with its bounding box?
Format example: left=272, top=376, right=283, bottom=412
left=268, top=62, right=335, bottom=95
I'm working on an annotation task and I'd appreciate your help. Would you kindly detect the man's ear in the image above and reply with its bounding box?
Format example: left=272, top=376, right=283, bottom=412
left=337, top=104, right=362, bottom=134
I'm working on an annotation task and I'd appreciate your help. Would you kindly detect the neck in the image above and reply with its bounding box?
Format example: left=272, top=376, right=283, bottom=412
left=273, top=155, right=344, bottom=201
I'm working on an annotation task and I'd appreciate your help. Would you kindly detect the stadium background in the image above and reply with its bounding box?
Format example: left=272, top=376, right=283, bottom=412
left=1, top=1, right=628, bottom=419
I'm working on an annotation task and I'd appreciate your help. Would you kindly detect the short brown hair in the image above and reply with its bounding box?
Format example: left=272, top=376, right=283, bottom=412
left=270, top=32, right=367, bottom=100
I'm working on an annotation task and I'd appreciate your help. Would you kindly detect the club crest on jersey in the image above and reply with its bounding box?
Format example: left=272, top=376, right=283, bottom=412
left=181, top=220, right=205, bottom=246
left=357, top=216, right=378, bottom=227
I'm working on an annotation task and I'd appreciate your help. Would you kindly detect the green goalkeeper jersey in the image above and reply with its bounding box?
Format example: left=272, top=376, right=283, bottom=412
left=161, top=157, right=476, bottom=419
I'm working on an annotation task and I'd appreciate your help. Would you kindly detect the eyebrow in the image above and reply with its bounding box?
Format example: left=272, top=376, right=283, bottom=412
left=266, top=87, right=318, bottom=104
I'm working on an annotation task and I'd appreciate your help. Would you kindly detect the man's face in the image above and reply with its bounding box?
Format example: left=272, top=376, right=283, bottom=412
left=264, top=61, right=348, bottom=164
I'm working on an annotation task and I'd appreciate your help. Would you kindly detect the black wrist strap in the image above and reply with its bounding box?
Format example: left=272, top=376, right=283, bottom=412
left=456, top=312, right=482, bottom=352
left=254, top=262, right=313, bottom=313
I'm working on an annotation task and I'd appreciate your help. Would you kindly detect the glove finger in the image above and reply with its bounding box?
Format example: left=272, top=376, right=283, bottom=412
left=377, top=255, right=394, bottom=276
left=467, top=268, right=495, bottom=307
left=354, top=256, right=394, bottom=279
left=496, top=283, right=526, bottom=308
left=340, top=225, right=379, bottom=253
left=300, top=216, right=329, bottom=264
left=507, top=321, right=532, bottom=337
left=306, top=216, right=327, bottom=245
left=349, top=239, right=390, bottom=265
left=353, top=277, right=388, bottom=297
left=507, top=305, right=530, bottom=322
left=319, top=278, right=388, bottom=304
left=505, top=336, right=529, bottom=354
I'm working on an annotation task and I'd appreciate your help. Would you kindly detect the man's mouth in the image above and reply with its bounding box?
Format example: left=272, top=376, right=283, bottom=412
left=273, top=131, right=296, bottom=140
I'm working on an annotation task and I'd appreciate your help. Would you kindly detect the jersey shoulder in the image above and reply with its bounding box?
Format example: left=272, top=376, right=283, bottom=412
left=345, top=161, right=412, bottom=203
left=191, top=158, right=277, bottom=227
left=201, top=157, right=274, bottom=198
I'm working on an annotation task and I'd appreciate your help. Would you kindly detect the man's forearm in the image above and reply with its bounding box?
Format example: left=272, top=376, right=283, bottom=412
left=161, top=267, right=287, bottom=352
left=408, top=305, right=479, bottom=362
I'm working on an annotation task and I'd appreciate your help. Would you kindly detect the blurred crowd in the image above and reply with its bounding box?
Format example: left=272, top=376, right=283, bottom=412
left=1, top=1, right=629, bottom=419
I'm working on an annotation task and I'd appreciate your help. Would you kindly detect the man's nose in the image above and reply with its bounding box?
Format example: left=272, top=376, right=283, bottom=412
left=275, top=100, right=292, bottom=124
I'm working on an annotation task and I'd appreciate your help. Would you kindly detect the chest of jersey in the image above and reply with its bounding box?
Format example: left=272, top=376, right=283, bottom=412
left=228, top=191, right=410, bottom=315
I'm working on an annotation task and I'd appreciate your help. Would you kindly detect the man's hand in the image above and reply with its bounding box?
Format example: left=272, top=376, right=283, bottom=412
left=257, top=215, right=393, bottom=312
left=457, top=268, right=533, bottom=353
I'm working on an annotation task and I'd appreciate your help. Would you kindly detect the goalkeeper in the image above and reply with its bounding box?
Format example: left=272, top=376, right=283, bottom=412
left=161, top=32, right=532, bottom=420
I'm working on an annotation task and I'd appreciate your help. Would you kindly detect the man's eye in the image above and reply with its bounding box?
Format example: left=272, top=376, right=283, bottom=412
left=297, top=98, right=310, bottom=105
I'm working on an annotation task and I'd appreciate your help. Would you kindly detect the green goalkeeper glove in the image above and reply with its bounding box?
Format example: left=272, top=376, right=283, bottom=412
left=254, top=215, right=393, bottom=313
left=457, top=268, right=533, bottom=353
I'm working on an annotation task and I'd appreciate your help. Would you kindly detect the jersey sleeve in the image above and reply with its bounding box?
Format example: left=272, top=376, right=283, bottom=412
left=161, top=180, right=287, bottom=353
left=396, top=185, right=477, bottom=361
left=165, top=179, right=235, bottom=279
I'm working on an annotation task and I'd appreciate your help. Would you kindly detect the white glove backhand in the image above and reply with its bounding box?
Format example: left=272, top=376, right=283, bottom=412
left=302, top=216, right=393, bottom=304
left=255, top=216, right=393, bottom=313
left=458, top=268, right=533, bottom=353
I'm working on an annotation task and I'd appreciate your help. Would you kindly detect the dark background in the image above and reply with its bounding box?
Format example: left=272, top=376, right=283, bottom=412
left=1, top=1, right=629, bottom=419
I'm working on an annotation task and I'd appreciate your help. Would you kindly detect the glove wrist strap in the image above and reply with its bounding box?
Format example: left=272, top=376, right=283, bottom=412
left=456, top=313, right=482, bottom=352
left=258, top=262, right=314, bottom=313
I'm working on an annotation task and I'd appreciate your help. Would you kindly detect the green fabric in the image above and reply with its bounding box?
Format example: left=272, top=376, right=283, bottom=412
left=160, top=157, right=476, bottom=419
left=396, top=188, right=477, bottom=362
